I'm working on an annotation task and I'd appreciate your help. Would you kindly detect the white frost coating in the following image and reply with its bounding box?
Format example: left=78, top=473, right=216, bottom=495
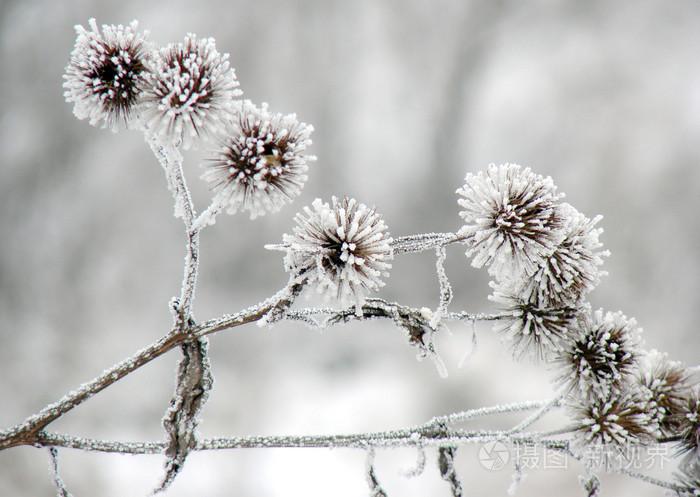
left=366, top=448, right=388, bottom=497
left=519, top=203, right=609, bottom=305
left=637, top=350, right=692, bottom=436
left=140, top=33, right=242, bottom=149
left=146, top=131, right=188, bottom=219
left=275, top=197, right=393, bottom=312
left=430, top=245, right=453, bottom=329
left=456, top=163, right=566, bottom=281
left=557, top=309, right=643, bottom=397
left=570, top=391, right=657, bottom=450
left=48, top=448, right=73, bottom=497
left=489, top=279, right=578, bottom=359
left=63, top=18, right=151, bottom=130
left=401, top=446, right=427, bottom=478
left=198, top=100, right=315, bottom=224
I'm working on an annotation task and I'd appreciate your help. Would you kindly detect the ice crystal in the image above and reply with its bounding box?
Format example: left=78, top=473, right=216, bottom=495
left=519, top=204, right=609, bottom=305
left=276, top=197, right=393, bottom=311
left=490, top=280, right=579, bottom=359
left=201, top=101, right=315, bottom=220
left=637, top=351, right=692, bottom=437
left=571, top=391, right=657, bottom=450
left=63, top=19, right=151, bottom=130
left=456, top=163, right=566, bottom=280
left=141, top=33, right=241, bottom=148
left=556, top=309, right=642, bottom=397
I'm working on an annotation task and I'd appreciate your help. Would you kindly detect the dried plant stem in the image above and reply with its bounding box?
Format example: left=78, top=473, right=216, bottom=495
left=33, top=432, right=688, bottom=492
left=48, top=447, right=73, bottom=497
left=145, top=133, right=199, bottom=322
left=0, top=295, right=505, bottom=451
left=36, top=428, right=569, bottom=454
left=506, top=389, right=566, bottom=434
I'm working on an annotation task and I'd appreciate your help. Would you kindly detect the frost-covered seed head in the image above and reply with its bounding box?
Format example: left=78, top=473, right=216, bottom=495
left=571, top=391, right=657, bottom=450
left=489, top=280, right=578, bottom=359
left=201, top=101, right=315, bottom=219
left=456, top=163, right=566, bottom=280
left=556, top=309, right=642, bottom=397
left=520, top=204, right=609, bottom=305
left=63, top=19, right=151, bottom=130
left=637, top=351, right=693, bottom=437
left=674, top=390, right=700, bottom=459
left=279, top=197, right=393, bottom=310
left=141, top=33, right=241, bottom=148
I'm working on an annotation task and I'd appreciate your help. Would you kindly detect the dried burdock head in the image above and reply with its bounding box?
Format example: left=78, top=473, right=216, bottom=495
left=489, top=280, right=579, bottom=359
left=674, top=389, right=700, bottom=459
left=276, top=197, right=393, bottom=311
left=556, top=309, right=642, bottom=397
left=201, top=101, right=315, bottom=220
left=63, top=19, right=151, bottom=130
left=520, top=203, right=609, bottom=306
left=456, top=163, right=566, bottom=281
left=637, top=351, right=693, bottom=437
left=570, top=391, right=657, bottom=450
left=141, top=33, right=241, bottom=149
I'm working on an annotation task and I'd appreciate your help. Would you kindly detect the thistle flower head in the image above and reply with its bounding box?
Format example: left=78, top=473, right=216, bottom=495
left=201, top=101, right=315, bottom=219
left=63, top=19, right=151, bottom=130
left=674, top=390, right=700, bottom=459
left=456, top=163, right=566, bottom=281
left=637, top=351, right=693, bottom=437
left=277, top=197, right=393, bottom=310
left=141, top=33, right=241, bottom=148
left=556, top=309, right=642, bottom=397
left=570, top=391, right=657, bottom=450
left=520, top=204, right=609, bottom=305
left=489, top=280, right=579, bottom=359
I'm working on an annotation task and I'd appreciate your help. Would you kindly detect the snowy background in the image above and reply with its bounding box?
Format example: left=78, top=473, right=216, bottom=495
left=1, top=0, right=700, bottom=496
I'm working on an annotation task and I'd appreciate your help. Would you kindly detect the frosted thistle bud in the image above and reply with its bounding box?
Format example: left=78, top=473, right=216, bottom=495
left=63, top=19, right=151, bottom=130
left=277, top=197, right=393, bottom=311
left=456, top=163, right=566, bottom=281
left=201, top=101, right=315, bottom=220
left=141, top=33, right=242, bottom=149
left=637, top=351, right=693, bottom=437
left=520, top=204, right=609, bottom=305
left=570, top=391, right=657, bottom=451
left=674, top=390, right=700, bottom=459
left=556, top=309, right=642, bottom=397
left=489, top=280, right=579, bottom=359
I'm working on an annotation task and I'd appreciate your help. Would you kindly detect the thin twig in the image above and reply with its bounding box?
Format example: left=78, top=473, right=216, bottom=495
left=506, top=389, right=566, bottom=434
left=48, top=447, right=73, bottom=497
left=0, top=293, right=501, bottom=450
left=35, top=429, right=567, bottom=453
left=145, top=133, right=199, bottom=322
left=426, top=399, right=553, bottom=427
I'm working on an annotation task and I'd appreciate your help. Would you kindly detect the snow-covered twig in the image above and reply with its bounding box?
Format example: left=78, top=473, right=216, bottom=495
left=48, top=447, right=73, bottom=497
left=145, top=133, right=199, bottom=323
left=366, top=448, right=388, bottom=497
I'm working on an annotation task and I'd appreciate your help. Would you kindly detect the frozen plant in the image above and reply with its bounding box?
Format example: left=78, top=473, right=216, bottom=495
left=1, top=17, right=699, bottom=497
left=200, top=100, right=315, bottom=222
left=140, top=32, right=242, bottom=148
